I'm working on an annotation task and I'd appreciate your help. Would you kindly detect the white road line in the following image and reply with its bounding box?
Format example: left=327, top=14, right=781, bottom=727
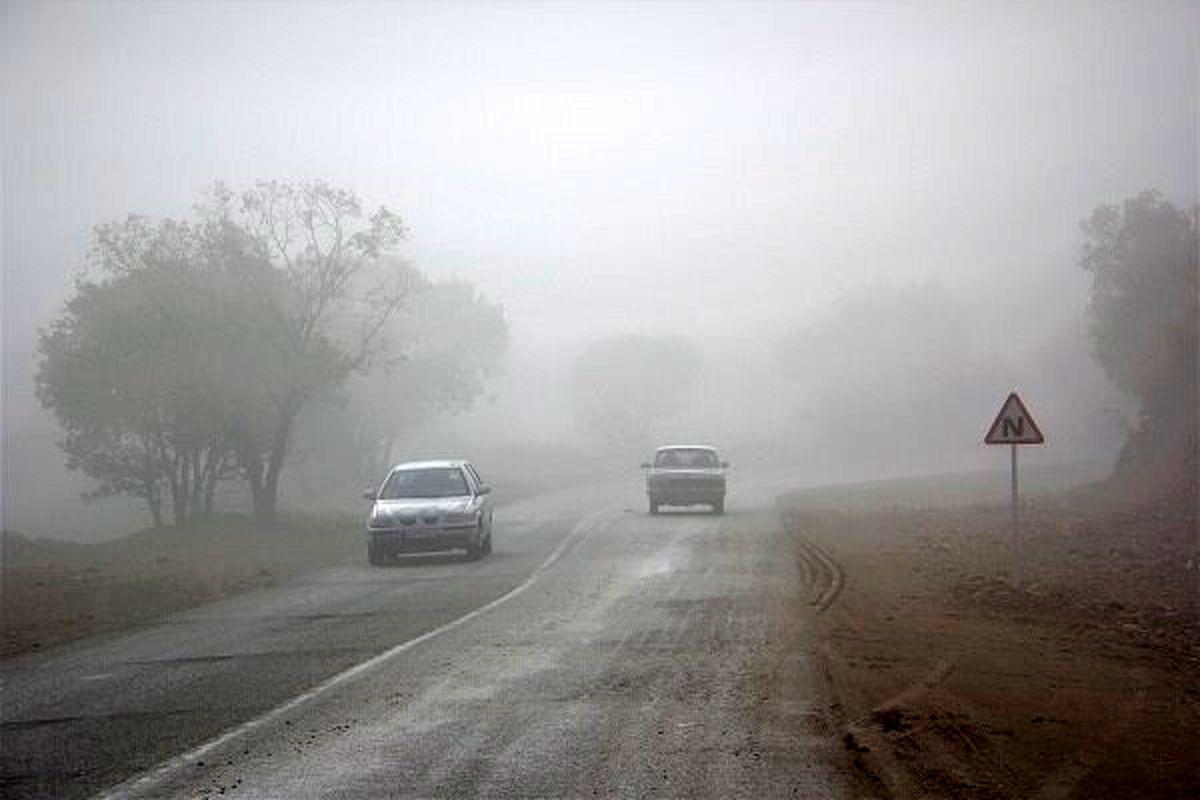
left=94, top=509, right=613, bottom=800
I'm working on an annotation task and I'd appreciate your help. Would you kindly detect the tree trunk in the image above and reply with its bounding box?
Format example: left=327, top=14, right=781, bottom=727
left=148, top=497, right=164, bottom=529
left=171, top=454, right=188, bottom=528
left=203, top=477, right=218, bottom=515
left=231, top=420, right=269, bottom=523
left=188, top=450, right=204, bottom=521
left=256, top=475, right=277, bottom=522
left=365, top=434, right=396, bottom=485
left=246, top=457, right=268, bottom=522
left=258, top=413, right=294, bottom=524
left=202, top=450, right=222, bottom=515
left=144, top=473, right=164, bottom=529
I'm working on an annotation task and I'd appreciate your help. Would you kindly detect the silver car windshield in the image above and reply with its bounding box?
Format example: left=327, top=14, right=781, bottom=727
left=380, top=468, right=470, bottom=499
left=654, top=449, right=718, bottom=468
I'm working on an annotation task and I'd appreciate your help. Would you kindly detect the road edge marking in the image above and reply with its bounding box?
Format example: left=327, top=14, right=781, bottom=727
left=94, top=509, right=612, bottom=800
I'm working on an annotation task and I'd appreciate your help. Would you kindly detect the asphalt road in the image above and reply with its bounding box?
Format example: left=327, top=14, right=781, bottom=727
left=2, top=483, right=852, bottom=798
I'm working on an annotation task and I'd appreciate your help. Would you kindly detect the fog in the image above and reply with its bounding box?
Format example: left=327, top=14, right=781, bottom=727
left=2, top=0, right=1195, bottom=539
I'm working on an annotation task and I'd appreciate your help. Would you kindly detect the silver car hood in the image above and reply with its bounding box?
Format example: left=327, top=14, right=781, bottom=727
left=373, top=496, right=473, bottom=515
left=649, top=468, right=724, bottom=476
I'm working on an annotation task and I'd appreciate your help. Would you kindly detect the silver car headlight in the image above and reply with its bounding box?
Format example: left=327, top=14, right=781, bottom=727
left=443, top=509, right=481, bottom=525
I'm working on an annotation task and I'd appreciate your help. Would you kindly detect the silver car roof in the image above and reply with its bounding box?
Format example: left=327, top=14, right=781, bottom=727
left=655, top=445, right=718, bottom=452
left=388, top=459, right=470, bottom=472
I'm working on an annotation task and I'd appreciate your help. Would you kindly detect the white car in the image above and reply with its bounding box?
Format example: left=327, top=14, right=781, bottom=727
left=641, top=445, right=728, bottom=514
left=363, top=460, right=494, bottom=565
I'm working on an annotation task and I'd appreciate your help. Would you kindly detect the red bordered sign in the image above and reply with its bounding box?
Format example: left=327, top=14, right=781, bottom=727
left=984, top=392, right=1045, bottom=445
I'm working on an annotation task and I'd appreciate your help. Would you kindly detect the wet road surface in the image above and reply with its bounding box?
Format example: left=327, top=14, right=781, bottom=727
left=2, top=484, right=851, bottom=798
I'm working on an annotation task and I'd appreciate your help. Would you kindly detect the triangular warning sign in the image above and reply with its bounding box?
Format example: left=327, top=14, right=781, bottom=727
left=984, top=392, right=1045, bottom=445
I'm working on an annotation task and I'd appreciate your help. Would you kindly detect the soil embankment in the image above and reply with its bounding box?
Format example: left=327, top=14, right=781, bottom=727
left=783, top=479, right=1198, bottom=798
left=1, top=515, right=361, bottom=657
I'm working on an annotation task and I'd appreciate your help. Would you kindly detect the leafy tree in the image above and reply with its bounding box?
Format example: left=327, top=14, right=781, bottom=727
left=36, top=220, right=254, bottom=526
left=350, top=277, right=509, bottom=480
left=38, top=180, right=415, bottom=526
left=1079, top=190, right=1198, bottom=495
left=294, top=274, right=510, bottom=488
left=570, top=335, right=703, bottom=452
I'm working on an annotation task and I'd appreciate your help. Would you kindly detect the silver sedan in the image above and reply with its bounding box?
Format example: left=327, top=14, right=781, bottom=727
left=363, top=459, right=494, bottom=564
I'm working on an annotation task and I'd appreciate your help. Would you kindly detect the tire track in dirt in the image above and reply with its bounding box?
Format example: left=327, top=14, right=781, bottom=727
left=784, top=522, right=845, bottom=613
left=784, top=512, right=999, bottom=798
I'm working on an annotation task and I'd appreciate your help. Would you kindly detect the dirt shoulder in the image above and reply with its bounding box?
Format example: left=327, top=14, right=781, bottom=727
left=782, top=482, right=1199, bottom=798
left=0, top=456, right=585, bottom=660
left=1, top=514, right=361, bottom=658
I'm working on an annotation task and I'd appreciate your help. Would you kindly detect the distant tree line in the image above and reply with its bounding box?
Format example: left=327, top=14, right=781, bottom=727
left=772, top=281, right=998, bottom=469
left=569, top=334, right=703, bottom=452
left=37, top=181, right=507, bottom=528
left=768, top=188, right=1195, bottom=500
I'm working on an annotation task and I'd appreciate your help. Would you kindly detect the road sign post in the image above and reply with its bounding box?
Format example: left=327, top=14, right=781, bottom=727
left=1011, top=443, right=1020, bottom=588
left=984, top=392, right=1044, bottom=590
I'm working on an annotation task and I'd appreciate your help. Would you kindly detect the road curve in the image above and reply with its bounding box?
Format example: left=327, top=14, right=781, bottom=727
left=2, top=483, right=852, bottom=798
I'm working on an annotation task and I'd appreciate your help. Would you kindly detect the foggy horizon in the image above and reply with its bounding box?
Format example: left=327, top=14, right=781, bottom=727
left=3, top=0, right=1196, bottom=537
left=2, top=5, right=1197, bottom=800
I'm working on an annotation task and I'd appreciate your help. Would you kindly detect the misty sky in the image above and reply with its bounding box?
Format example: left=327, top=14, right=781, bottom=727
left=2, top=1, right=1196, bottom=535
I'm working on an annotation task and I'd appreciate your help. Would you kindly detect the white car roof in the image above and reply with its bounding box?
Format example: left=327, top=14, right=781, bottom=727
left=655, top=445, right=718, bottom=452
left=388, top=459, right=470, bottom=472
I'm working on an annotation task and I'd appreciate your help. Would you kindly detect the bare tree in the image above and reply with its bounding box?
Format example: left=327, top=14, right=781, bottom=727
left=211, top=181, right=415, bottom=521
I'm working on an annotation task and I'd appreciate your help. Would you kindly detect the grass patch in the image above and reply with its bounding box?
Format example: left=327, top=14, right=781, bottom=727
left=1, top=513, right=362, bottom=657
